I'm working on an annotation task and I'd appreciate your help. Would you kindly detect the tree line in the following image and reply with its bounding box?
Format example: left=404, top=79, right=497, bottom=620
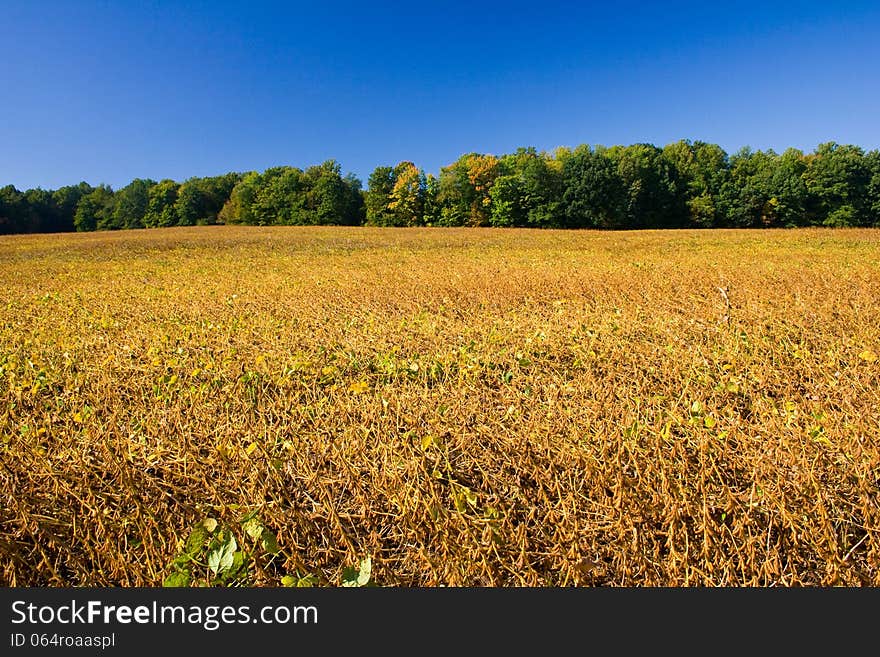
left=2, top=141, right=879, bottom=234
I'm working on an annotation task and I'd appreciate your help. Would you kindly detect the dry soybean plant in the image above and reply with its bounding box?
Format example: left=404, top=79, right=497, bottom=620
left=0, top=226, right=878, bottom=586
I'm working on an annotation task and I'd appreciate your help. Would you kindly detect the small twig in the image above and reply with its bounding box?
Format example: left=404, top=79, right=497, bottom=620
left=717, top=286, right=731, bottom=326
left=843, top=533, right=870, bottom=563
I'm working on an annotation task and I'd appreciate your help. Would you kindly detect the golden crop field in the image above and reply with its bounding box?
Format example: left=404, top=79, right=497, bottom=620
left=1, top=226, right=878, bottom=587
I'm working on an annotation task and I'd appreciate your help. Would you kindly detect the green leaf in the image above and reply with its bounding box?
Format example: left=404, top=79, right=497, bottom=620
left=206, top=551, right=221, bottom=575
left=242, top=516, right=264, bottom=541
left=357, top=556, right=371, bottom=586
left=342, top=557, right=371, bottom=587
left=283, top=573, right=317, bottom=588
left=238, top=509, right=258, bottom=524
left=454, top=488, right=468, bottom=513
left=185, top=523, right=209, bottom=557
left=163, top=571, right=191, bottom=587
left=465, top=488, right=477, bottom=507
left=260, top=529, right=280, bottom=555
left=207, top=533, right=237, bottom=574
left=171, top=553, right=191, bottom=569
left=228, top=550, right=247, bottom=579
left=452, top=485, right=476, bottom=513
left=341, top=566, right=359, bottom=586
left=296, top=574, right=318, bottom=587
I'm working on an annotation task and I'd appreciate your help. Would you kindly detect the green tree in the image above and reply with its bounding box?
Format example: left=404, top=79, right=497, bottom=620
left=219, top=172, right=261, bottom=225
left=74, top=185, right=115, bottom=232
left=720, top=148, right=776, bottom=227
left=0, top=185, right=25, bottom=234
left=768, top=148, right=809, bottom=227
left=22, top=188, right=54, bottom=233
left=343, top=173, right=366, bottom=226
left=253, top=167, right=306, bottom=225
left=489, top=174, right=525, bottom=227
left=388, top=162, right=425, bottom=226
left=663, top=140, right=729, bottom=227
left=437, top=153, right=499, bottom=226
left=177, top=173, right=240, bottom=226
left=866, top=150, right=880, bottom=226
left=306, top=160, right=363, bottom=226
left=423, top=174, right=440, bottom=226
left=144, top=179, right=180, bottom=228
left=437, top=156, right=474, bottom=226
left=803, top=142, right=870, bottom=226
left=493, top=148, right=562, bottom=228
left=112, top=178, right=155, bottom=229
left=51, top=182, right=93, bottom=233
left=311, top=164, right=348, bottom=225
left=220, top=161, right=363, bottom=226
left=561, top=146, right=626, bottom=228
left=365, top=166, right=396, bottom=226
left=609, top=144, right=684, bottom=229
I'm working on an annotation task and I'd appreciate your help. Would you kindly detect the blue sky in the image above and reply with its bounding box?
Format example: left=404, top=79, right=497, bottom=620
left=2, top=1, right=879, bottom=190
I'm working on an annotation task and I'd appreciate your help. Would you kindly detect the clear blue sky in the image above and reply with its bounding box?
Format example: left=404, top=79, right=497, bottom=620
left=2, top=0, right=879, bottom=190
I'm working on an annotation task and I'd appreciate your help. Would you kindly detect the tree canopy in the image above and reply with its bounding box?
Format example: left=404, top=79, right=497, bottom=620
left=2, top=141, right=878, bottom=234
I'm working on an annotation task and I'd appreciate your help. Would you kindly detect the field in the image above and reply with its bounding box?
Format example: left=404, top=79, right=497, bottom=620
left=1, top=226, right=879, bottom=586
